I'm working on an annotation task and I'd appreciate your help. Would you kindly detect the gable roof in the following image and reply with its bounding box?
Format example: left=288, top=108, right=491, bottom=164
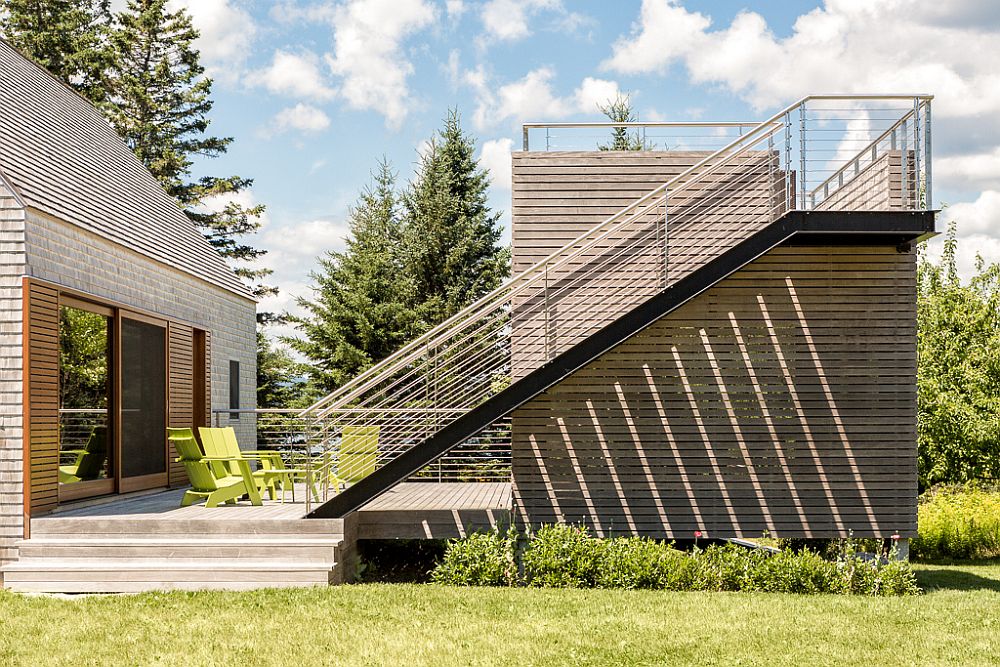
left=0, top=39, right=254, bottom=300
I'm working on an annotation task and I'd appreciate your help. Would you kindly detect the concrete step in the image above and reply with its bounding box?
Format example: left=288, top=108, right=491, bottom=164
left=14, top=536, right=344, bottom=562
left=2, top=558, right=341, bottom=592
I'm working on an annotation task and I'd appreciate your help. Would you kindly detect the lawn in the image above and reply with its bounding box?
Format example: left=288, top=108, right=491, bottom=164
left=1, top=562, right=998, bottom=666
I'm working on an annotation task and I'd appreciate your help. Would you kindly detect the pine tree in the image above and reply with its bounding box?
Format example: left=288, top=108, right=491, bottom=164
left=256, top=330, right=301, bottom=409
left=403, top=110, right=509, bottom=326
left=597, top=94, right=650, bottom=151
left=103, top=0, right=272, bottom=299
left=288, top=161, right=418, bottom=394
left=0, top=0, right=111, bottom=104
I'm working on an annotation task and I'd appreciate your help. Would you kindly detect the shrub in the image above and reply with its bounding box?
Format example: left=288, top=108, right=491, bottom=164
left=523, top=525, right=605, bottom=587
left=432, top=525, right=921, bottom=595
left=430, top=530, right=517, bottom=586
left=912, top=484, right=1000, bottom=560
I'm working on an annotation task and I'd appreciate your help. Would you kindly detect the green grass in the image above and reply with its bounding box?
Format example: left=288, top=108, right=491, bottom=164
left=2, top=562, right=999, bottom=666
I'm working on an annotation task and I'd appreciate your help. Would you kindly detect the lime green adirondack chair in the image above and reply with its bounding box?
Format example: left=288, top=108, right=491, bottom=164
left=199, top=427, right=319, bottom=503
left=58, top=426, right=108, bottom=484
left=324, top=425, right=380, bottom=495
left=168, top=427, right=262, bottom=508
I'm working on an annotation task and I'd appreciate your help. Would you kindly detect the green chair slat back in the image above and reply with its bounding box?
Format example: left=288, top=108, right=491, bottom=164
left=74, top=426, right=108, bottom=480
left=335, top=425, right=380, bottom=485
left=169, top=427, right=220, bottom=492
left=198, top=427, right=240, bottom=477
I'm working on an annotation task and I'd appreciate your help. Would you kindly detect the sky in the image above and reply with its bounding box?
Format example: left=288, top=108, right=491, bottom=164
left=162, top=0, right=1000, bottom=339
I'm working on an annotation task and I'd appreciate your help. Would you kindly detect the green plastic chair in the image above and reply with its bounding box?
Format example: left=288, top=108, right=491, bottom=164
left=199, top=427, right=319, bottom=503
left=58, top=426, right=108, bottom=484
left=168, top=427, right=262, bottom=508
left=324, top=425, right=380, bottom=494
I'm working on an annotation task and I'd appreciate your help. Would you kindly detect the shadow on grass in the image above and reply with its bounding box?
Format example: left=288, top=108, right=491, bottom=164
left=916, top=561, right=1000, bottom=593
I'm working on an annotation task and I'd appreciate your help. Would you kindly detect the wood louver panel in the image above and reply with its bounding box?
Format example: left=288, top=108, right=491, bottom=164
left=25, top=281, right=60, bottom=515
left=511, top=245, right=918, bottom=539
left=167, top=322, right=194, bottom=487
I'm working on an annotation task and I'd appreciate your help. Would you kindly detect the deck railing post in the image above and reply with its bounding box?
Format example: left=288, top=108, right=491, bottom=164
left=543, top=262, right=551, bottom=361
left=924, top=100, right=932, bottom=210
left=784, top=112, right=792, bottom=211
left=663, top=189, right=669, bottom=285
left=799, top=104, right=807, bottom=210
left=900, top=117, right=909, bottom=209
left=912, top=97, right=921, bottom=211
left=522, top=125, right=529, bottom=151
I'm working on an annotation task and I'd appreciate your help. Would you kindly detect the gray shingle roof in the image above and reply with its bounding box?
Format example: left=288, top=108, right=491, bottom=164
left=0, top=39, right=254, bottom=300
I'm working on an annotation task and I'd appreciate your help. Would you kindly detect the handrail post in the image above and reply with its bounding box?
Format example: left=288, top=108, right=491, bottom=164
left=784, top=112, right=792, bottom=212
left=544, top=262, right=550, bottom=361
left=799, top=103, right=807, bottom=210
left=924, top=100, right=932, bottom=210
left=900, top=117, right=909, bottom=209
left=663, top=189, right=669, bottom=285
left=913, top=97, right=921, bottom=211
left=522, top=125, right=529, bottom=151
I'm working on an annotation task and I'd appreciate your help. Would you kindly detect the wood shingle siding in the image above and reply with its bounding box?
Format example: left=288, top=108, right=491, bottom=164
left=511, top=245, right=918, bottom=538
left=0, top=39, right=251, bottom=300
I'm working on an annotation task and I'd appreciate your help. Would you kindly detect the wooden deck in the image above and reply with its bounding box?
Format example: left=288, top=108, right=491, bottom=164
left=37, top=481, right=512, bottom=538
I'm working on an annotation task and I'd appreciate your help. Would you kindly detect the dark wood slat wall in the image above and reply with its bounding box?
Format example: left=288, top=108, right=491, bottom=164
left=510, top=245, right=918, bottom=539
left=167, top=322, right=194, bottom=487
left=25, top=281, right=59, bottom=514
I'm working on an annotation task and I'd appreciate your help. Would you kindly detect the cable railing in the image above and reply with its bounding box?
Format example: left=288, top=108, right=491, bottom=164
left=299, top=94, right=933, bottom=494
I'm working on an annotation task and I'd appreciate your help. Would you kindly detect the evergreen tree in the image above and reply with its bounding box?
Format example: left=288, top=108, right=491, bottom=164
left=256, top=330, right=301, bottom=409
left=103, top=0, right=272, bottom=299
left=402, top=110, right=509, bottom=326
left=0, top=0, right=111, bottom=104
left=288, top=161, right=418, bottom=394
left=597, top=94, right=650, bottom=151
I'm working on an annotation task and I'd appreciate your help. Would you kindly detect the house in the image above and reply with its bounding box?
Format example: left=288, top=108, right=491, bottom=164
left=0, top=40, right=256, bottom=574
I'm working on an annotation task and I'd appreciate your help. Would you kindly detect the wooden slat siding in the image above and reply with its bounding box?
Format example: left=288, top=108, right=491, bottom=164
left=511, top=245, right=918, bottom=539
left=510, top=151, right=789, bottom=379
left=25, top=281, right=59, bottom=515
left=815, top=150, right=917, bottom=212
left=167, top=323, right=194, bottom=487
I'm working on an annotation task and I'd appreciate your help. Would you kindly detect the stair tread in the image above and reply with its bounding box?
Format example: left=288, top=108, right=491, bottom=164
left=16, top=536, right=343, bottom=546
left=3, top=559, right=337, bottom=571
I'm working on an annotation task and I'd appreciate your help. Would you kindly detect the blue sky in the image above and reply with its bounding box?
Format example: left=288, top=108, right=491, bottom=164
left=165, top=0, right=1000, bottom=333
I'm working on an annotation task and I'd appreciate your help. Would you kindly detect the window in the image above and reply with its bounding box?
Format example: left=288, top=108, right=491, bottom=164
left=229, top=360, right=240, bottom=420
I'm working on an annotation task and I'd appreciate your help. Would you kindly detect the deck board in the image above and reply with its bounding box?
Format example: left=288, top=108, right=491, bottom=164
left=34, top=482, right=512, bottom=540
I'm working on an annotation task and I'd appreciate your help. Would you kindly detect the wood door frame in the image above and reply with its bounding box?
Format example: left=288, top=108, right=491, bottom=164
left=56, top=295, right=116, bottom=504
left=23, top=277, right=209, bottom=513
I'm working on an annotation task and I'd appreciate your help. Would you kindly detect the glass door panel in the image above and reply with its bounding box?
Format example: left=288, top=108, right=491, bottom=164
left=120, top=317, right=167, bottom=484
left=58, top=304, right=113, bottom=498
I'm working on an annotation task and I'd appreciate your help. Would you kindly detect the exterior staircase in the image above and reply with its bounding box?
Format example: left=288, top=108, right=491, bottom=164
left=3, top=514, right=355, bottom=593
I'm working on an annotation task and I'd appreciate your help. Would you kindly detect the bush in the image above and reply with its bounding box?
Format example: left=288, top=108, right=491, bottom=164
left=432, top=525, right=921, bottom=596
left=430, top=530, right=518, bottom=586
left=912, top=484, right=1000, bottom=560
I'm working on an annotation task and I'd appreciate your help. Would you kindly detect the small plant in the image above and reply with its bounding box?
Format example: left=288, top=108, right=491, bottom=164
left=912, top=483, right=1000, bottom=561
left=431, top=529, right=518, bottom=586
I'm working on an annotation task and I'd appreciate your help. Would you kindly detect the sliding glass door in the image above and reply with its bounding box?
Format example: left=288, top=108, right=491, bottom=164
left=119, top=315, right=168, bottom=492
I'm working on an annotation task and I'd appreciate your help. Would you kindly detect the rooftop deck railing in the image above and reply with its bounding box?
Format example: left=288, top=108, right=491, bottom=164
left=297, top=95, right=933, bottom=495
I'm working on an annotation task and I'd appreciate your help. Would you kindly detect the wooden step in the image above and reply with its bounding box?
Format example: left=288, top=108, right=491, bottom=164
left=30, top=516, right=346, bottom=537
left=14, top=536, right=344, bottom=562
left=2, top=558, right=340, bottom=592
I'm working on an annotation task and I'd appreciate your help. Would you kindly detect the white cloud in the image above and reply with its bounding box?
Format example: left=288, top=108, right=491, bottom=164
left=467, top=66, right=622, bottom=130
left=446, top=0, right=466, bottom=20
left=939, top=191, right=1000, bottom=238
left=937, top=148, right=1000, bottom=193
left=602, top=0, right=1000, bottom=119
left=248, top=50, right=336, bottom=101
left=271, top=104, right=332, bottom=133
left=168, top=0, right=256, bottom=84
left=479, top=138, right=513, bottom=191
left=477, top=0, right=589, bottom=47
left=323, top=0, right=437, bottom=128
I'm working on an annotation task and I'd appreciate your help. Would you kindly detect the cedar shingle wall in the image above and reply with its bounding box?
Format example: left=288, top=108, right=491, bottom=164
left=511, top=245, right=918, bottom=538
left=0, top=182, right=26, bottom=566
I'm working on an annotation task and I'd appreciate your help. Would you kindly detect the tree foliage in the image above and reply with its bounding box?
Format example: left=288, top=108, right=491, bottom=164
left=289, top=161, right=420, bottom=395
left=917, top=221, right=1000, bottom=487
left=402, top=109, right=509, bottom=327
left=597, top=94, right=650, bottom=151
left=1, top=0, right=111, bottom=104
